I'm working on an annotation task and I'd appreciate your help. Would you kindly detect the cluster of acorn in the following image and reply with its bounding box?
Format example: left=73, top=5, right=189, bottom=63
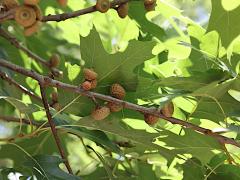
left=3, top=0, right=42, bottom=36
left=91, top=83, right=126, bottom=120
left=96, top=0, right=156, bottom=18
left=80, top=68, right=174, bottom=125
left=144, top=102, right=174, bottom=125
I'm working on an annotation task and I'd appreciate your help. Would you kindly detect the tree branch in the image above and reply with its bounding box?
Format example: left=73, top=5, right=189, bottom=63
left=42, top=0, right=129, bottom=22
left=0, top=70, right=41, bottom=101
left=39, top=83, right=73, bottom=174
left=0, top=58, right=239, bottom=148
left=0, top=28, right=61, bottom=77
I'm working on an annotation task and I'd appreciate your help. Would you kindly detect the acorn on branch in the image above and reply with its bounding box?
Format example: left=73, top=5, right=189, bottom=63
left=107, top=102, right=123, bottom=112
left=24, top=21, right=42, bottom=36
left=117, top=2, right=129, bottom=19
left=49, top=53, right=61, bottom=68
left=144, top=0, right=156, bottom=11
left=81, top=81, right=92, bottom=91
left=3, top=0, right=19, bottom=10
left=144, top=113, right=159, bottom=125
left=83, top=68, right=98, bottom=81
left=52, top=102, right=62, bottom=111
left=15, top=5, right=37, bottom=28
left=91, top=106, right=110, bottom=121
left=96, top=0, right=110, bottom=13
left=161, top=102, right=174, bottom=117
left=51, top=91, right=58, bottom=103
left=110, top=83, right=126, bottom=100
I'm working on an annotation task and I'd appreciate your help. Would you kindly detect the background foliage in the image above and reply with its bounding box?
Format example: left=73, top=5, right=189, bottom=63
left=1, top=0, right=240, bottom=179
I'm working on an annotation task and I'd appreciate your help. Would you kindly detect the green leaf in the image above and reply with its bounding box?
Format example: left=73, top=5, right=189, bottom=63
left=128, top=1, right=165, bottom=41
left=24, top=155, right=81, bottom=180
left=80, top=27, right=156, bottom=91
left=0, top=96, right=40, bottom=114
left=158, top=129, right=222, bottom=164
left=53, top=113, right=121, bottom=154
left=182, top=158, right=205, bottom=180
left=208, top=0, right=240, bottom=47
left=74, top=115, right=177, bottom=161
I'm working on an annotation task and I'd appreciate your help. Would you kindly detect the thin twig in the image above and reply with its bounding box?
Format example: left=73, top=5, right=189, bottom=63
left=39, top=83, right=73, bottom=174
left=0, top=28, right=61, bottom=76
left=0, top=115, right=45, bottom=127
left=42, top=0, right=128, bottom=22
left=0, top=70, right=41, bottom=101
left=0, top=58, right=239, bottom=148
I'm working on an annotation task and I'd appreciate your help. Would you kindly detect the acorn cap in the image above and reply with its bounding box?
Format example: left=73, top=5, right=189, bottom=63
left=110, top=83, right=126, bottom=99
left=24, top=20, right=42, bottom=36
left=91, top=106, right=110, bottom=120
left=15, top=5, right=37, bottom=28
left=117, top=2, right=129, bottom=19
left=107, top=102, right=123, bottom=112
left=83, top=68, right=98, bottom=81
left=3, top=0, right=19, bottom=10
left=81, top=81, right=92, bottom=91
left=49, top=53, right=60, bottom=68
left=96, top=0, right=110, bottom=13
left=144, top=114, right=158, bottom=125
left=161, top=102, right=174, bottom=117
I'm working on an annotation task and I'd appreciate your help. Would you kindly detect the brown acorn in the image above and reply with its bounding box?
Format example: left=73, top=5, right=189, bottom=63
left=57, top=0, right=68, bottom=7
left=144, top=0, right=156, bottom=11
left=49, top=53, right=60, bottom=68
left=33, top=5, right=42, bottom=20
left=24, top=0, right=40, bottom=6
left=96, top=0, right=110, bottom=13
left=24, top=21, right=42, bottom=36
left=83, top=68, right=98, bottom=81
left=51, top=91, right=58, bottom=103
left=107, top=102, right=123, bottom=112
left=90, top=79, right=98, bottom=89
left=117, top=2, right=129, bottom=19
left=144, top=114, right=158, bottom=125
left=81, top=81, right=92, bottom=91
left=15, top=5, right=37, bottom=28
left=161, top=102, right=174, bottom=117
left=52, top=102, right=62, bottom=111
left=91, top=106, right=110, bottom=120
left=3, top=0, right=19, bottom=9
left=110, top=83, right=126, bottom=99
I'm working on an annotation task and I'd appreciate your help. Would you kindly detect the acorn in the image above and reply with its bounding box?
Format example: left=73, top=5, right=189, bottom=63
left=107, top=102, right=123, bottom=112
left=117, top=2, right=129, bottom=19
left=57, top=0, right=68, bottom=7
left=3, top=0, right=19, bottom=10
left=33, top=5, right=42, bottom=20
left=24, top=0, right=40, bottom=6
left=52, top=102, right=62, bottom=111
left=49, top=53, right=60, bottom=68
left=144, top=0, right=156, bottom=11
left=144, top=114, right=159, bottom=125
left=83, top=68, right=98, bottom=81
left=15, top=5, right=37, bottom=28
left=96, top=0, right=110, bottom=13
left=110, top=83, right=126, bottom=99
left=51, top=91, right=58, bottom=103
left=81, top=81, right=92, bottom=91
left=161, top=102, right=174, bottom=117
left=91, top=106, right=110, bottom=120
left=90, top=79, right=98, bottom=89
left=24, top=21, right=42, bottom=36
